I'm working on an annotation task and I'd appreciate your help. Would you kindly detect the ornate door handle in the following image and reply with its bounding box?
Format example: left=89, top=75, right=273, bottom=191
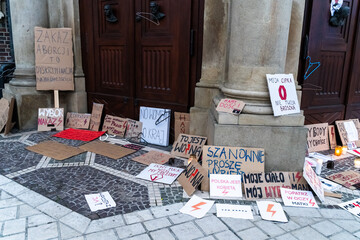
left=104, top=4, right=118, bottom=23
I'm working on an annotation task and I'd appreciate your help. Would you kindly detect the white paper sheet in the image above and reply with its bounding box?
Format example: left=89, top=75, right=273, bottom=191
left=179, top=195, right=215, bottom=218
left=216, top=204, right=253, bottom=219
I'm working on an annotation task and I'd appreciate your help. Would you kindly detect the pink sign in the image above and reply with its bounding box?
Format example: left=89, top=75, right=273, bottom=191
left=216, top=98, right=245, bottom=115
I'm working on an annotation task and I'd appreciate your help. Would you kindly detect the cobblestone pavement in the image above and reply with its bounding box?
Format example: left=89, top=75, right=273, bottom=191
left=1, top=131, right=360, bottom=239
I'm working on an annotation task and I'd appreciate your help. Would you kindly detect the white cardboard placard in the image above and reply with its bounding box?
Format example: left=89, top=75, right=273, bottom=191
left=303, top=161, right=325, bottom=202
left=136, top=163, right=184, bottom=184
left=338, top=198, right=360, bottom=219
left=179, top=195, right=215, bottom=219
left=280, top=188, right=318, bottom=208
left=344, top=121, right=359, bottom=142
left=84, top=191, right=116, bottom=212
left=318, top=176, right=342, bottom=192
left=216, top=204, right=253, bottom=219
left=216, top=98, right=245, bottom=115
left=210, top=174, right=242, bottom=199
left=257, top=201, right=288, bottom=223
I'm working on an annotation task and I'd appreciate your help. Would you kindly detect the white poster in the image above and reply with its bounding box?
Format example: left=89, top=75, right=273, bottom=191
left=136, top=163, right=184, bottom=184
left=139, top=106, right=171, bottom=146
left=84, top=192, right=116, bottom=212
left=257, top=201, right=288, bottom=223
left=179, top=195, right=215, bottom=219
left=318, top=176, right=342, bottom=192
left=266, top=74, right=300, bottom=116
left=339, top=198, right=360, bottom=219
left=210, top=174, right=242, bottom=199
left=216, top=204, right=253, bottom=219
left=280, top=188, right=318, bottom=208
left=330, top=0, right=343, bottom=16
left=344, top=121, right=359, bottom=142
left=303, top=161, right=325, bottom=202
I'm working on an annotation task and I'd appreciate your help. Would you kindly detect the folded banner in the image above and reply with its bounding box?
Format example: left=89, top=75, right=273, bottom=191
left=53, top=128, right=105, bottom=141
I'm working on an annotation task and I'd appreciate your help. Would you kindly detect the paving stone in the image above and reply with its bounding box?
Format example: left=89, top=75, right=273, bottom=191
left=85, top=229, right=118, bottom=240
left=150, top=229, right=175, bottom=240
left=197, top=237, right=216, bottom=240
left=16, top=190, right=49, bottom=207
left=2, top=218, right=26, bottom=236
left=151, top=203, right=183, bottom=218
left=59, top=223, right=82, bottom=239
left=18, top=204, right=41, bottom=218
left=143, top=217, right=171, bottom=231
left=0, top=206, right=17, bottom=221
left=0, top=181, right=29, bottom=196
left=36, top=201, right=72, bottom=219
left=214, top=230, right=239, bottom=240
left=236, top=227, right=268, bottom=240
left=291, top=216, right=323, bottom=227
left=125, top=233, right=151, bottom=240
left=0, top=191, right=12, bottom=199
left=115, top=223, right=146, bottom=239
left=282, top=206, right=322, bottom=218
left=275, top=233, right=298, bottom=240
left=27, top=222, right=59, bottom=240
left=220, top=217, right=255, bottom=232
left=0, top=233, right=26, bottom=240
left=60, top=211, right=91, bottom=234
left=312, top=220, right=343, bottom=236
left=354, top=230, right=360, bottom=238
left=169, top=213, right=195, bottom=224
left=291, top=226, right=328, bottom=240
left=170, top=222, right=204, bottom=240
left=86, top=215, right=126, bottom=234
left=0, top=197, right=23, bottom=208
left=254, top=221, right=285, bottom=237
left=66, top=237, right=85, bottom=240
left=329, top=231, right=359, bottom=240
left=331, top=219, right=360, bottom=233
left=0, top=175, right=12, bottom=185
left=123, top=209, right=154, bottom=224
left=195, top=215, right=228, bottom=235
left=319, top=208, right=355, bottom=219
left=28, top=214, right=56, bottom=227
left=276, top=220, right=301, bottom=232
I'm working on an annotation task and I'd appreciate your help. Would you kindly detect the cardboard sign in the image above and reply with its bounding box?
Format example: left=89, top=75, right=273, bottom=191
left=243, top=172, right=291, bottom=199
left=139, top=106, right=170, bottom=146
left=89, top=103, right=104, bottom=131
left=210, top=174, right=242, bottom=199
left=280, top=188, right=319, bottom=208
left=174, top=112, right=190, bottom=141
left=123, top=144, right=144, bottom=151
left=216, top=204, right=253, bottom=219
left=4, top=98, right=15, bottom=135
left=34, top=27, right=74, bottom=90
left=287, top=171, right=310, bottom=191
left=84, top=192, right=116, bottom=212
left=79, top=141, right=135, bottom=159
left=257, top=201, right=288, bottom=223
left=124, top=119, right=143, bottom=140
left=38, top=108, right=64, bottom=131
left=303, top=161, right=325, bottom=202
left=102, top=114, right=128, bottom=137
left=136, top=163, right=184, bottom=184
left=171, top=134, right=207, bottom=159
left=201, top=146, right=265, bottom=191
left=178, top=161, right=208, bottom=196
left=328, top=125, right=337, bottom=149
left=179, top=195, right=215, bottom=218
left=336, top=120, right=360, bottom=146
left=132, top=151, right=172, bottom=165
left=318, top=176, right=341, bottom=191
left=266, top=74, right=300, bottom=116
left=338, top=198, right=360, bottom=219
left=66, top=112, right=91, bottom=129
left=0, top=98, right=9, bottom=132
left=216, top=98, right=245, bottom=115
left=326, top=170, right=360, bottom=190
left=26, top=141, right=85, bottom=160
left=305, top=123, right=329, bottom=152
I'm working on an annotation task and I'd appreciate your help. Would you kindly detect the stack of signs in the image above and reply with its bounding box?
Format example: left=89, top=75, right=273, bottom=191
left=305, top=123, right=329, bottom=152
left=201, top=146, right=265, bottom=191
left=132, top=151, right=172, bottom=165
left=303, top=161, right=325, bottom=202
left=178, top=160, right=208, bottom=196
left=216, top=98, right=245, bottom=115
left=174, top=112, right=190, bottom=141
left=179, top=195, right=214, bottom=218
left=210, top=174, right=242, bottom=199
left=338, top=198, right=360, bottom=218
left=66, top=112, right=91, bottom=129
left=266, top=74, right=300, bottom=116
left=336, top=119, right=360, bottom=147
left=243, top=172, right=291, bottom=199
left=84, top=192, right=116, bottom=212
left=89, top=103, right=104, bottom=131
left=136, top=163, right=184, bottom=184
left=280, top=188, right=319, bottom=208
left=171, top=134, right=207, bottom=159
left=257, top=201, right=288, bottom=222
left=326, top=170, right=360, bottom=190
left=102, top=114, right=128, bottom=137
left=328, top=125, right=337, bottom=149
left=124, top=119, right=143, bottom=140
left=0, top=98, right=10, bottom=132
left=139, top=106, right=170, bottom=146
left=216, top=204, right=253, bottom=219
left=38, top=108, right=64, bottom=131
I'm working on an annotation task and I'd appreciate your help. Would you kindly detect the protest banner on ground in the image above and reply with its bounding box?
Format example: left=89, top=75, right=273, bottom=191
left=210, top=174, right=242, bottom=199
left=79, top=141, right=135, bottom=159
left=0, top=98, right=9, bottom=132
left=132, top=151, right=172, bottom=165
left=280, top=188, right=319, bottom=208
left=336, top=120, right=360, bottom=146
left=338, top=198, right=360, bottom=219
left=174, top=112, right=190, bottom=141
left=243, top=172, right=291, bottom=199
left=84, top=192, right=116, bottom=211
left=266, top=74, right=300, bottom=116
left=283, top=171, right=310, bottom=191
left=328, top=125, right=337, bottom=149
left=38, top=108, right=64, bottom=131
left=136, top=163, right=184, bottom=184
left=124, top=119, right=143, bottom=140
left=178, top=161, right=207, bottom=196
left=305, top=123, right=329, bottom=152
left=216, top=98, right=245, bottom=115
left=66, top=112, right=91, bottom=129
left=326, top=170, right=360, bottom=190
left=89, top=103, right=104, bottom=131
left=102, top=114, right=128, bottom=137
left=34, top=27, right=74, bottom=90
left=303, top=161, right=325, bottom=202
left=179, top=195, right=215, bottom=218
left=201, top=146, right=265, bottom=191
left=257, top=201, right=288, bottom=222
left=171, top=134, right=207, bottom=159
left=216, top=204, right=253, bottom=219
left=26, top=141, right=85, bottom=160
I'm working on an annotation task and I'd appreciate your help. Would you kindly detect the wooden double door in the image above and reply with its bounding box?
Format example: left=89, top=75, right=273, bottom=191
left=300, top=0, right=360, bottom=124
left=79, top=0, right=203, bottom=123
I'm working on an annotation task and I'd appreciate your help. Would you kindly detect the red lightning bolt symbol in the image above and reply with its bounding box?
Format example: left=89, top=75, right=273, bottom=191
left=222, top=189, right=229, bottom=195
left=295, top=172, right=302, bottom=183
left=309, top=199, right=315, bottom=207
left=191, top=202, right=206, bottom=211
left=267, top=204, right=276, bottom=217
left=185, top=144, right=191, bottom=154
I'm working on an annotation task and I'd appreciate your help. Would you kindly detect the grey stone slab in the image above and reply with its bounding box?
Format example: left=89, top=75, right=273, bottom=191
left=151, top=203, right=183, bottom=218
left=144, top=217, right=171, bottom=231
left=85, top=229, right=119, bottom=240
left=195, top=215, right=228, bottom=235
left=291, top=216, right=323, bottom=227
left=59, top=223, right=82, bottom=239
left=150, top=229, right=175, bottom=240
left=123, top=209, right=154, bottom=224
left=169, top=213, right=195, bottom=224
left=115, top=223, right=146, bottom=239
left=291, top=226, right=328, bottom=240
left=254, top=221, right=285, bottom=237
left=329, top=231, right=359, bottom=240
left=0, top=197, right=23, bottom=208
left=0, top=181, right=29, bottom=196
left=0, top=206, right=17, bottom=221
left=36, top=201, right=72, bottom=219
left=0, top=233, right=26, bottom=240
left=197, top=237, right=216, bottom=240
left=18, top=204, right=41, bottom=218
left=312, top=220, right=343, bottom=237
left=0, top=175, right=12, bottom=186
left=0, top=191, right=12, bottom=199
left=215, top=230, right=240, bottom=240
left=170, top=222, right=204, bottom=240
left=28, top=214, right=56, bottom=227
left=2, top=218, right=26, bottom=236
left=282, top=206, right=322, bottom=218
left=27, top=222, right=59, bottom=240
left=86, top=215, right=125, bottom=234
left=236, top=227, right=268, bottom=240
left=275, top=233, right=298, bottom=240
left=276, top=220, right=301, bottom=232
left=66, top=237, right=85, bottom=240
left=125, top=234, right=151, bottom=240
left=59, top=212, right=91, bottom=234
left=16, top=190, right=49, bottom=207
left=319, top=208, right=356, bottom=219
left=354, top=230, right=360, bottom=238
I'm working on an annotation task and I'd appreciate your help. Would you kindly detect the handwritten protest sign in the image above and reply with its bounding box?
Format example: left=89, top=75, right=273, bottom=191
left=210, top=174, right=242, bottom=199
left=65, top=112, right=91, bottom=129
left=102, top=114, right=128, bottom=137
left=136, top=163, right=184, bottom=184
left=266, top=74, right=300, bottom=116
left=303, top=161, right=325, bottom=202
left=257, top=201, right=288, bottom=222
left=178, top=161, right=207, bottom=196
left=201, top=146, right=265, bottom=191
left=140, top=106, right=170, bottom=146
left=286, top=171, right=310, bottom=191
left=281, top=188, right=318, bottom=208
left=336, top=120, right=360, bottom=146
left=132, top=151, right=172, bottom=165
left=0, top=98, right=9, bottom=132
left=305, top=123, right=329, bottom=152
left=339, top=198, right=360, bottom=219
left=174, top=112, right=190, bottom=141
left=326, top=170, right=360, bottom=190
left=89, top=103, right=103, bottom=131
left=243, top=172, right=291, bottom=199
left=34, top=27, right=73, bottom=90
left=328, top=125, right=337, bottom=149
left=84, top=192, right=116, bottom=212
left=38, top=108, right=64, bottom=131
left=171, top=134, right=207, bottom=159
left=216, top=204, right=253, bottom=219
left=180, top=195, right=215, bottom=218
left=124, top=119, right=143, bottom=140
left=216, top=98, right=245, bottom=115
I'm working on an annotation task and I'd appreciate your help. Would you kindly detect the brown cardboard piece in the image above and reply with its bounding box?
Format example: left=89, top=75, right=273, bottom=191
left=4, top=98, right=15, bottom=135
left=177, top=160, right=208, bottom=196
left=336, top=119, right=360, bottom=146
left=286, top=171, right=310, bottom=191
left=26, top=141, right=85, bottom=160
left=89, top=103, right=104, bottom=131
left=125, top=119, right=143, bottom=140
left=326, top=170, right=360, bottom=190
left=174, top=112, right=190, bottom=141
left=132, top=151, right=172, bottom=165
left=38, top=108, right=64, bottom=131
left=216, top=98, right=245, bottom=115
left=328, top=125, right=337, bottom=149
left=102, top=114, right=128, bottom=138
left=34, top=27, right=74, bottom=90
left=171, top=134, right=207, bottom=159
left=201, top=146, right=265, bottom=191
left=79, top=141, right=135, bottom=159
left=0, top=98, right=9, bottom=132
left=305, top=123, right=329, bottom=152
left=66, top=112, right=91, bottom=129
